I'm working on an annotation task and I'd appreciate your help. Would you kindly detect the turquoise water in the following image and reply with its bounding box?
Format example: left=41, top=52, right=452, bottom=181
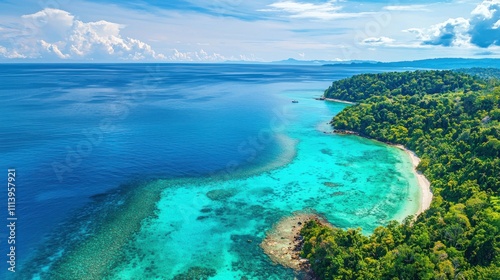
left=1, top=64, right=420, bottom=279
left=108, top=90, right=419, bottom=279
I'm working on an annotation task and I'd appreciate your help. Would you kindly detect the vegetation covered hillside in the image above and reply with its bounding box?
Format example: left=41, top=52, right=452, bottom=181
left=302, top=70, right=500, bottom=279
left=324, top=70, right=485, bottom=102
left=455, top=68, right=500, bottom=81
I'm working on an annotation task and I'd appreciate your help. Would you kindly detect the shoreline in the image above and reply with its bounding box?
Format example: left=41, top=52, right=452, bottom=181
left=393, top=145, right=433, bottom=216
left=330, top=129, right=433, bottom=217
left=323, top=98, right=357, bottom=105
left=261, top=212, right=326, bottom=279
left=260, top=213, right=314, bottom=271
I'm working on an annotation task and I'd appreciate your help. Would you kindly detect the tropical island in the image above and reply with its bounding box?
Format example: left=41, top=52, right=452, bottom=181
left=298, top=69, right=500, bottom=279
left=14, top=65, right=499, bottom=280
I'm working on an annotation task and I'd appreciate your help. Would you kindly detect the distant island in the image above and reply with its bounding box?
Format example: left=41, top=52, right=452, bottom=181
left=323, top=58, right=500, bottom=70
left=222, top=58, right=500, bottom=71
left=301, top=69, right=500, bottom=279
left=259, top=57, right=500, bottom=70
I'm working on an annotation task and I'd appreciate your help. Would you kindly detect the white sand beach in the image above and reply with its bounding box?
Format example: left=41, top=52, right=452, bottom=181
left=394, top=145, right=433, bottom=215
left=323, top=98, right=357, bottom=105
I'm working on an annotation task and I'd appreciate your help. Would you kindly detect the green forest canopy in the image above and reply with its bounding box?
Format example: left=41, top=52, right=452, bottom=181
left=301, top=70, right=500, bottom=279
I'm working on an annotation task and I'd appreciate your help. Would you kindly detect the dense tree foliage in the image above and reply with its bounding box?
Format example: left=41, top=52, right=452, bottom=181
left=302, top=70, right=500, bottom=279
left=324, top=70, right=486, bottom=102
left=455, top=68, right=500, bottom=81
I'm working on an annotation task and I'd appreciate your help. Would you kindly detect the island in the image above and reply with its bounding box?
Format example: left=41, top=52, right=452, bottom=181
left=298, top=70, right=499, bottom=279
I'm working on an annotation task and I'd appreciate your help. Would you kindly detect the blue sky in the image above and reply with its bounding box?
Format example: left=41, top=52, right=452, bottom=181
left=0, top=0, right=499, bottom=62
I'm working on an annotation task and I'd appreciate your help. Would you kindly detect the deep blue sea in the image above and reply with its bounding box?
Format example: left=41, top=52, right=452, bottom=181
left=0, top=64, right=421, bottom=279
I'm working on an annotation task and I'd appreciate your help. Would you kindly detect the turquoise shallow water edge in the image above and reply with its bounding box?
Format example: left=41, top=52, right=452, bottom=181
left=106, top=90, right=420, bottom=279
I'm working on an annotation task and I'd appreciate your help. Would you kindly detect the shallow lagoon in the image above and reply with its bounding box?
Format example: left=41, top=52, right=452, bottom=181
left=110, top=90, right=419, bottom=279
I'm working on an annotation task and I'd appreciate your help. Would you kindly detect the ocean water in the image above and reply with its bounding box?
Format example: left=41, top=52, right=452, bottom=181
left=0, top=64, right=420, bottom=279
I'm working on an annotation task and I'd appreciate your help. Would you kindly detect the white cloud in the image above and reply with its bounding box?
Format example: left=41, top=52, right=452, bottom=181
left=0, top=44, right=27, bottom=59
left=383, top=5, right=430, bottom=12
left=410, top=17, right=471, bottom=47
left=358, top=37, right=431, bottom=49
left=0, top=8, right=263, bottom=61
left=1, top=8, right=164, bottom=60
left=22, top=8, right=72, bottom=23
left=22, top=8, right=75, bottom=43
left=407, top=0, right=500, bottom=48
left=471, top=0, right=500, bottom=19
left=40, top=40, right=70, bottom=59
left=260, top=0, right=371, bottom=20
left=469, top=0, right=500, bottom=47
left=493, top=19, right=500, bottom=28
left=169, top=49, right=258, bottom=62
left=362, top=36, right=395, bottom=46
left=171, top=49, right=224, bottom=61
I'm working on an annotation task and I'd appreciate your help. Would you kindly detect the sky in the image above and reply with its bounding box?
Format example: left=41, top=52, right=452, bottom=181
left=1, top=0, right=500, bottom=62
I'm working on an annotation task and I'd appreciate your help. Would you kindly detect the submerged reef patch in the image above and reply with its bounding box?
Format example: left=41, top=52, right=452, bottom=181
left=172, top=266, right=217, bottom=280
left=206, top=188, right=239, bottom=201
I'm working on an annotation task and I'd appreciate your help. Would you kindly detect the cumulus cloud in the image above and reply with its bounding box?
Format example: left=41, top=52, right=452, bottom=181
left=0, top=8, right=164, bottom=60
left=0, top=8, right=260, bottom=61
left=171, top=49, right=225, bottom=61
left=408, top=0, right=500, bottom=48
left=260, top=0, right=371, bottom=20
left=469, top=0, right=500, bottom=47
left=0, top=45, right=27, bottom=59
left=22, top=8, right=75, bottom=43
left=408, top=18, right=471, bottom=47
